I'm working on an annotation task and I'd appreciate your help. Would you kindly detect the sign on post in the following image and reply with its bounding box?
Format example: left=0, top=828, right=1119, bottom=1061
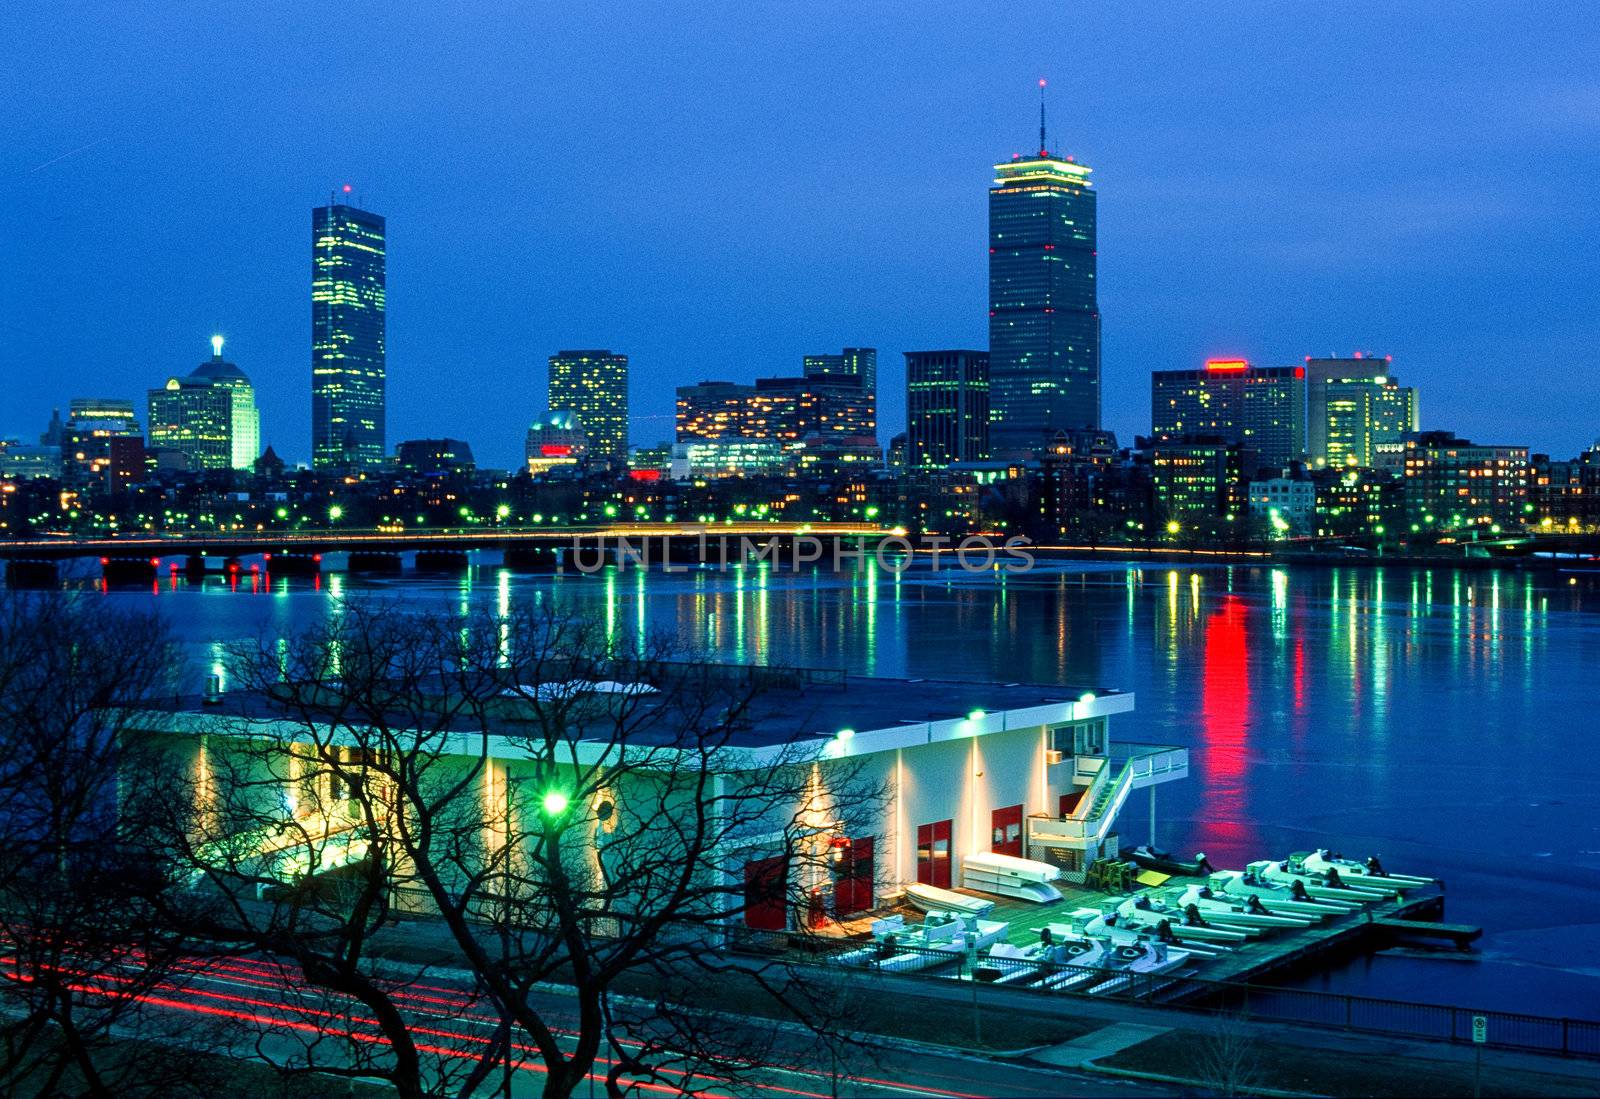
left=1472, top=1015, right=1488, bottom=1044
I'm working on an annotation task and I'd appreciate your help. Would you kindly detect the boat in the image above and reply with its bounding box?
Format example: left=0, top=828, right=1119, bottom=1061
left=960, top=852, right=1064, bottom=904
left=1173, top=883, right=1317, bottom=928
left=1250, top=859, right=1390, bottom=902
left=1210, top=868, right=1362, bottom=915
left=1058, top=909, right=1231, bottom=959
left=1302, top=849, right=1435, bottom=888
left=837, top=910, right=1010, bottom=973
left=1080, top=938, right=1191, bottom=996
left=1124, top=845, right=1215, bottom=877
left=905, top=881, right=995, bottom=917
left=1113, top=895, right=1255, bottom=943
left=986, top=931, right=1109, bottom=988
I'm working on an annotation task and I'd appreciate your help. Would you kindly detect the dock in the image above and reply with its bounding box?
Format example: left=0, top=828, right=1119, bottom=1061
left=819, top=875, right=1478, bottom=999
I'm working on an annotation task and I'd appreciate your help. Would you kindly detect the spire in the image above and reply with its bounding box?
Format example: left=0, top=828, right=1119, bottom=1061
left=1039, top=78, right=1048, bottom=156
left=211, top=334, right=224, bottom=360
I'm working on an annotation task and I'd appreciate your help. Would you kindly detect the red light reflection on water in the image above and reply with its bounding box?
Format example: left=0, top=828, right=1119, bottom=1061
left=1199, top=594, right=1259, bottom=857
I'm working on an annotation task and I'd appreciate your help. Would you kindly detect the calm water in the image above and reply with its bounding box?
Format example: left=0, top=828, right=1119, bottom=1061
left=94, top=558, right=1600, bottom=1020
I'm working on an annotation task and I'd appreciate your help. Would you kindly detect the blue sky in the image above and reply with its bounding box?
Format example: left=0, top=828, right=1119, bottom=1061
left=3, top=2, right=1598, bottom=467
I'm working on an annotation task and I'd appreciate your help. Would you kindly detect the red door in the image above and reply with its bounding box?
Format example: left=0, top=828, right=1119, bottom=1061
left=991, top=804, right=1024, bottom=857
left=916, top=820, right=952, bottom=888
left=834, top=837, right=874, bottom=916
left=743, top=856, right=788, bottom=931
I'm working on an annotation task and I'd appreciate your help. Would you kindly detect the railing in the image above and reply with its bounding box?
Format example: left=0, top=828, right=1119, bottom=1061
left=1028, top=765, right=1134, bottom=844
left=795, top=936, right=1600, bottom=1059
left=1111, top=743, right=1189, bottom=787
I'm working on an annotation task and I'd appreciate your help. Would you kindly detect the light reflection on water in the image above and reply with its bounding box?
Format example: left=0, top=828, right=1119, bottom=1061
left=94, top=558, right=1600, bottom=1018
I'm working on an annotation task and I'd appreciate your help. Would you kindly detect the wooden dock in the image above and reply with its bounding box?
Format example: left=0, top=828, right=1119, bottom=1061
left=1369, top=916, right=1483, bottom=950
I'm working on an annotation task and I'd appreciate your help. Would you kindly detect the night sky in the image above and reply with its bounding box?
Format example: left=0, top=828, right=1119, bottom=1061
left=4, top=2, right=1598, bottom=468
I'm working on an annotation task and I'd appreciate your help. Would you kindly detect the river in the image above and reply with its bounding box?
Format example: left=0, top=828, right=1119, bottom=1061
left=95, top=557, right=1600, bottom=1021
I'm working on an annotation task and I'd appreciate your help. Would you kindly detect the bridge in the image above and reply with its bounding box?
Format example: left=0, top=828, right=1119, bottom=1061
left=1, top=522, right=896, bottom=586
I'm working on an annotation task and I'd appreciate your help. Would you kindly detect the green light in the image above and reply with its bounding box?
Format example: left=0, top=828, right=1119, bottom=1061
left=1166, top=520, right=1180, bottom=535
left=1078, top=692, right=1096, bottom=705
left=275, top=507, right=288, bottom=519
left=604, top=504, right=618, bottom=517
left=328, top=505, right=343, bottom=521
left=836, top=728, right=855, bottom=741
left=967, top=709, right=986, bottom=722
left=542, top=791, right=569, bottom=816
left=496, top=504, right=511, bottom=519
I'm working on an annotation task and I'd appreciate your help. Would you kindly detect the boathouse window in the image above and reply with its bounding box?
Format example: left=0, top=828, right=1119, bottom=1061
left=1053, top=719, right=1106, bottom=757
left=915, top=820, right=952, bottom=888
left=991, top=804, right=1023, bottom=857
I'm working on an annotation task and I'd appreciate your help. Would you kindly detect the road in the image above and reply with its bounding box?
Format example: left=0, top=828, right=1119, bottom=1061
left=82, top=951, right=1161, bottom=1097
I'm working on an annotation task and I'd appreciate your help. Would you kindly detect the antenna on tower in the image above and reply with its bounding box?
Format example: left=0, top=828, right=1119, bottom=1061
left=1039, top=78, right=1048, bottom=155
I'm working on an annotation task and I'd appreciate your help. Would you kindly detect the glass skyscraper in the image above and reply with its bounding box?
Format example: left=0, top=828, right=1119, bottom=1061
left=988, top=127, right=1099, bottom=457
left=312, top=199, right=386, bottom=469
left=548, top=350, right=629, bottom=467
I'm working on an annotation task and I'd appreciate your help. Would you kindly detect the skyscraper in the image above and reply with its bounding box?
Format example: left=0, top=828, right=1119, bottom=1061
left=1305, top=355, right=1419, bottom=469
left=1150, top=359, right=1306, bottom=469
left=905, top=350, right=989, bottom=469
left=988, top=84, right=1099, bottom=457
left=312, top=195, right=386, bottom=470
left=148, top=373, right=233, bottom=471
left=193, top=336, right=260, bottom=469
left=548, top=350, right=629, bottom=467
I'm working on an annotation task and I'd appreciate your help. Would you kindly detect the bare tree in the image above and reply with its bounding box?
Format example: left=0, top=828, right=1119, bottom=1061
left=0, top=594, right=225, bottom=1098
left=146, top=602, right=883, bottom=1099
left=1190, top=1012, right=1263, bottom=1097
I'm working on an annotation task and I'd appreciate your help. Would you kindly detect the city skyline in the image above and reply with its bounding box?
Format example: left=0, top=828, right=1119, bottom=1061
left=5, top=4, right=1600, bottom=468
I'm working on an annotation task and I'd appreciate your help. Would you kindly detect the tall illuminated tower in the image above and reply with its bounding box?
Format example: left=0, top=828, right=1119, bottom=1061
left=193, top=336, right=260, bottom=469
left=312, top=193, right=386, bottom=469
left=548, top=350, right=629, bottom=467
left=988, top=81, right=1099, bottom=457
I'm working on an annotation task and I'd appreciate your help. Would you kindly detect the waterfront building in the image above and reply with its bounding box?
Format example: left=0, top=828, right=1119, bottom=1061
left=905, top=350, right=989, bottom=469
left=192, top=337, right=261, bottom=470
left=1531, top=447, right=1600, bottom=532
left=312, top=198, right=387, bottom=470
left=676, top=380, right=756, bottom=441
left=988, top=93, right=1099, bottom=456
left=549, top=350, right=629, bottom=468
left=748, top=375, right=875, bottom=441
left=132, top=667, right=1181, bottom=928
left=148, top=372, right=234, bottom=472
left=628, top=443, right=673, bottom=481
left=1401, top=431, right=1530, bottom=533
left=669, top=439, right=790, bottom=480
left=1148, top=439, right=1253, bottom=520
left=1150, top=360, right=1306, bottom=470
left=1248, top=476, right=1316, bottom=535
left=0, top=441, right=62, bottom=479
left=802, top=347, right=877, bottom=395
left=1312, top=468, right=1403, bottom=540
left=525, top=411, right=590, bottom=477
left=396, top=438, right=475, bottom=475
left=59, top=398, right=143, bottom=485
left=1305, top=355, right=1418, bottom=469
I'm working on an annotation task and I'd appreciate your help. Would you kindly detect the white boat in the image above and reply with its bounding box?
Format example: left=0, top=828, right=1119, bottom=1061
left=1113, top=896, right=1254, bottom=943
left=1080, top=939, right=1192, bottom=995
left=1210, top=869, right=1359, bottom=916
left=1302, top=849, right=1434, bottom=888
left=1056, top=910, right=1231, bottom=959
left=961, top=852, right=1064, bottom=904
left=1251, top=859, right=1389, bottom=902
left=905, top=882, right=995, bottom=917
left=1174, top=884, right=1317, bottom=928
left=838, top=911, right=1010, bottom=973
left=986, top=934, right=1109, bottom=987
